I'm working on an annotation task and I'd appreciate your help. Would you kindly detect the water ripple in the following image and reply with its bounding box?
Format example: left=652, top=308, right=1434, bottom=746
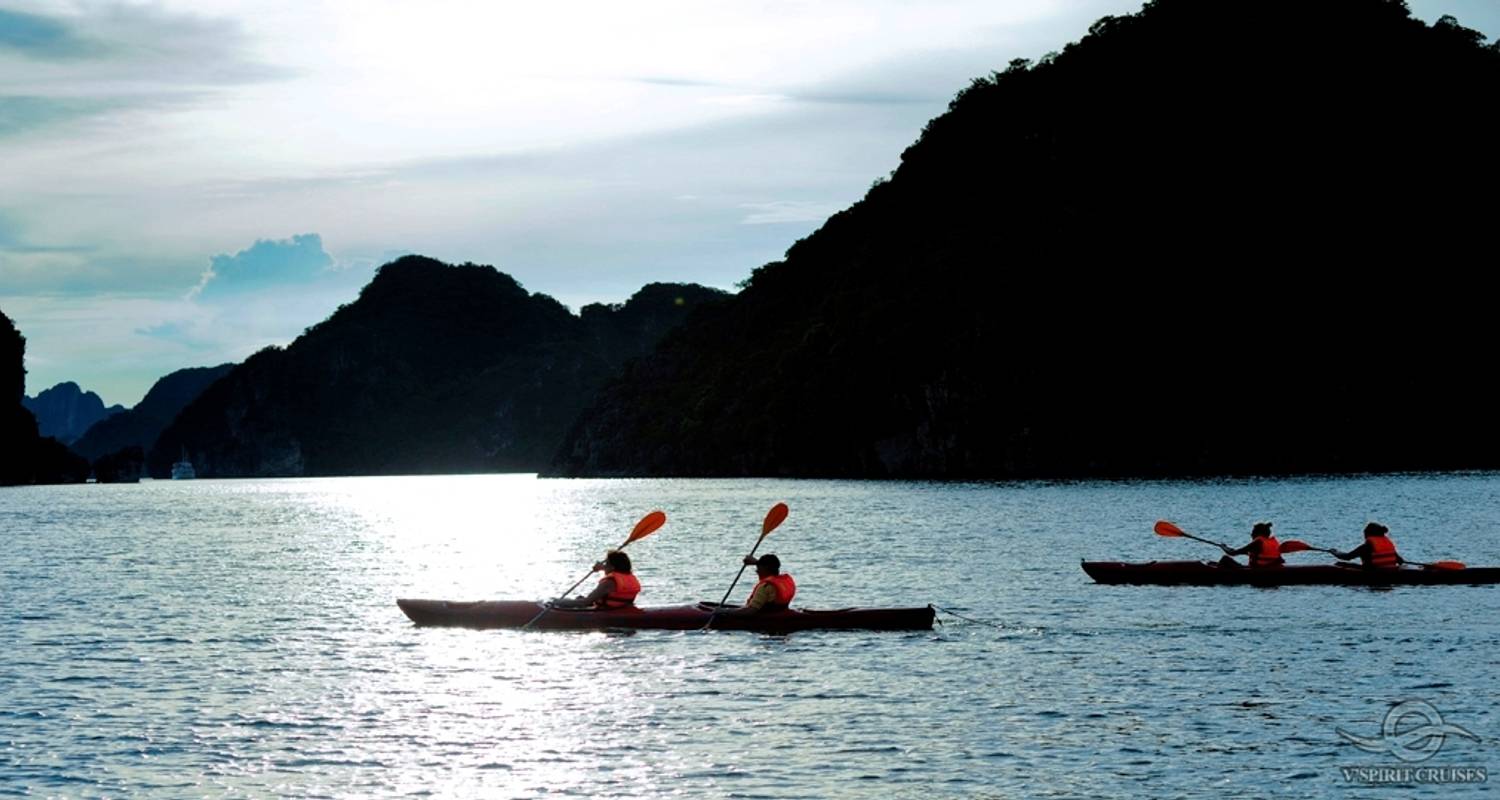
left=3, top=474, right=1498, bottom=798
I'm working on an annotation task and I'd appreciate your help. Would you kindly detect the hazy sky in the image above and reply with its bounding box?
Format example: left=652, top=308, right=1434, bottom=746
left=2, top=1, right=1494, bottom=406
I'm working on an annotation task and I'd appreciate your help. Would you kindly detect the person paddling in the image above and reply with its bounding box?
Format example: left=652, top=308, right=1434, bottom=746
left=551, top=550, right=641, bottom=609
left=1218, top=521, right=1284, bottom=568
left=721, top=554, right=795, bottom=615
left=1332, top=522, right=1403, bottom=569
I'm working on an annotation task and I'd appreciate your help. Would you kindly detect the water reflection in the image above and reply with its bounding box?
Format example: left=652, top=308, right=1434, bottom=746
left=1, top=474, right=1497, bottom=797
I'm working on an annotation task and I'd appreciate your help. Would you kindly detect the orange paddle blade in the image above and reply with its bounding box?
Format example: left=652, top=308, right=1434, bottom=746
left=763, top=502, right=790, bottom=535
left=1426, top=560, right=1466, bottom=570
left=626, top=510, right=667, bottom=544
left=1279, top=539, right=1313, bottom=553
left=1154, top=520, right=1186, bottom=538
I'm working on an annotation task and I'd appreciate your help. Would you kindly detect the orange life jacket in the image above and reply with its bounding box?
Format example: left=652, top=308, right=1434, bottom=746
left=598, top=572, right=640, bottom=608
left=748, top=573, right=796, bottom=610
left=1251, top=535, right=1284, bottom=568
left=1367, top=535, right=1399, bottom=569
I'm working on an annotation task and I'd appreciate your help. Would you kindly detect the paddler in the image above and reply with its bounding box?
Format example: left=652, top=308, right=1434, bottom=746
left=1332, top=522, right=1403, bottom=569
left=551, top=550, right=641, bottom=609
left=721, top=554, right=796, bottom=614
left=1217, top=521, right=1284, bottom=568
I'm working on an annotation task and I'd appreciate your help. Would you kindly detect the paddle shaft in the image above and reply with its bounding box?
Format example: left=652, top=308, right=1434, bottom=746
left=717, top=532, right=770, bottom=608
left=700, top=532, right=775, bottom=631
left=1285, top=541, right=1459, bottom=569
left=1178, top=531, right=1231, bottom=550
left=522, top=534, right=635, bottom=630
left=1287, top=542, right=1338, bottom=554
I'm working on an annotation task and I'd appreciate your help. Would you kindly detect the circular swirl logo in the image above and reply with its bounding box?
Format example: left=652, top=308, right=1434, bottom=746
left=1337, top=700, right=1481, bottom=763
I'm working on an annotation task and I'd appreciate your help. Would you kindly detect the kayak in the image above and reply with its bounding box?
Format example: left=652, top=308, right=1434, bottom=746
left=1082, top=560, right=1500, bottom=586
left=396, top=599, right=935, bottom=632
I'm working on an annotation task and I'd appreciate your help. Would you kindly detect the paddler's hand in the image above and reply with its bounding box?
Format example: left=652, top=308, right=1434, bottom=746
left=742, top=555, right=758, bottom=566
left=1219, top=543, right=1234, bottom=554
left=592, top=561, right=606, bottom=572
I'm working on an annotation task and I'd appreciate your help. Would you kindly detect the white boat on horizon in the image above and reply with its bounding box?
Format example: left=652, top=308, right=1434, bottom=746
left=171, top=450, right=196, bottom=480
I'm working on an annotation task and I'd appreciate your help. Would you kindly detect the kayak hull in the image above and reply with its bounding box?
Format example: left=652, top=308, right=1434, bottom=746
left=396, top=599, right=935, bottom=632
left=1082, top=560, right=1500, bottom=586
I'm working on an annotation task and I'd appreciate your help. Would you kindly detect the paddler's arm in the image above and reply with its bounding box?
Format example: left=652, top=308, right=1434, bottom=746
left=552, top=576, right=615, bottom=609
left=1332, top=542, right=1370, bottom=562
left=719, top=582, right=777, bottom=616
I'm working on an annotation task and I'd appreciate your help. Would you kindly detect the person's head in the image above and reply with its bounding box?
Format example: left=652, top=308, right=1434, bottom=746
left=1363, top=522, right=1389, bottom=539
left=604, top=550, right=632, bottom=574
left=755, top=553, right=781, bottom=578
left=1251, top=521, right=1273, bottom=539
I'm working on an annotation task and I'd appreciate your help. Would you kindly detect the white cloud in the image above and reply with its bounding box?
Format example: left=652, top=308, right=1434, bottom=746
left=189, top=233, right=334, bottom=301
left=739, top=201, right=846, bottom=225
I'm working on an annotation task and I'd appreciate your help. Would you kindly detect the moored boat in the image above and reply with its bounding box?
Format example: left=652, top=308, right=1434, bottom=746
left=396, top=599, right=935, bottom=632
left=1082, top=560, right=1500, bottom=586
left=170, top=448, right=195, bottom=480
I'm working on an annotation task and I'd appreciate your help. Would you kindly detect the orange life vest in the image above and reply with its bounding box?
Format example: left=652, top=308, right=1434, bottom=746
left=1251, top=535, right=1284, bottom=568
left=598, top=572, right=640, bottom=608
left=748, top=573, right=796, bottom=610
left=1367, top=535, right=1399, bottom=569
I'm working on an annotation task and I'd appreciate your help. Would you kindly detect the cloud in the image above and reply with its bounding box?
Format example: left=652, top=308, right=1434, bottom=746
left=0, top=209, right=88, bottom=253
left=632, top=76, right=725, bottom=89
left=738, top=200, right=846, bottom=225
left=0, top=2, right=289, bottom=138
left=190, top=233, right=335, bottom=301
left=0, top=94, right=129, bottom=137
left=125, top=232, right=361, bottom=369
left=74, top=232, right=374, bottom=401
left=0, top=7, right=100, bottom=59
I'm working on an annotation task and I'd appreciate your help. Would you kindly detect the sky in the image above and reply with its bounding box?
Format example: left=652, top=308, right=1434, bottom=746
left=2, top=1, right=1495, bottom=407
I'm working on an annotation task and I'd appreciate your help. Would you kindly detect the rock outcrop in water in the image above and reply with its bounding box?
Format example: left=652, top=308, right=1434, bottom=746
left=148, top=256, right=725, bottom=478
left=92, top=445, right=145, bottom=484
left=1, top=310, right=89, bottom=485
left=549, top=0, right=1500, bottom=478
left=70, top=364, right=234, bottom=462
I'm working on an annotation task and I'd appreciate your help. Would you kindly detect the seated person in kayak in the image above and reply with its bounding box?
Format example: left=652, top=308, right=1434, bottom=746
left=722, top=554, right=796, bottom=615
left=1332, top=522, right=1403, bottom=569
left=1218, top=521, right=1284, bottom=568
left=552, top=550, right=641, bottom=609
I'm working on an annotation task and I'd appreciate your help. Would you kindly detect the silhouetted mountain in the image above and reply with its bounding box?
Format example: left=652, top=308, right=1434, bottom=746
left=1, top=310, right=89, bottom=485
left=148, top=256, right=725, bottom=477
left=71, top=364, right=234, bottom=462
left=22, top=382, right=124, bottom=443
left=550, top=0, right=1500, bottom=478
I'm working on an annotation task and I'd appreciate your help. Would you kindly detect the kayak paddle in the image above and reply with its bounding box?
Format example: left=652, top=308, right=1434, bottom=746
left=702, top=502, right=789, bottom=630
left=1153, top=519, right=1232, bottom=550
left=1279, top=539, right=1335, bottom=555
left=521, top=509, right=667, bottom=630
left=1281, top=539, right=1464, bottom=569
left=1408, top=559, right=1466, bottom=570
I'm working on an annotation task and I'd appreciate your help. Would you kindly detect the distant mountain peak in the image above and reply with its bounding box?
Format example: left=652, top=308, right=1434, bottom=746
left=147, top=256, right=727, bottom=477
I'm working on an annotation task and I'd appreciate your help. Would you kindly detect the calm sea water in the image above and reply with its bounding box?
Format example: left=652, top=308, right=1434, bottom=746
left=3, top=474, right=1499, bottom=798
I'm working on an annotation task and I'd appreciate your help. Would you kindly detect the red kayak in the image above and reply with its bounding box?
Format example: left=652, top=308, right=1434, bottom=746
left=1082, top=560, right=1500, bottom=586
left=397, top=599, right=935, bottom=632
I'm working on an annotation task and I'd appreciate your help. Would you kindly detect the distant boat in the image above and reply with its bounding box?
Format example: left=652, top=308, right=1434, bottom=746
left=171, top=450, right=196, bottom=480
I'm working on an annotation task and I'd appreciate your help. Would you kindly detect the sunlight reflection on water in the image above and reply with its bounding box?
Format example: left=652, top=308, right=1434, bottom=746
left=2, top=473, right=1498, bottom=797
